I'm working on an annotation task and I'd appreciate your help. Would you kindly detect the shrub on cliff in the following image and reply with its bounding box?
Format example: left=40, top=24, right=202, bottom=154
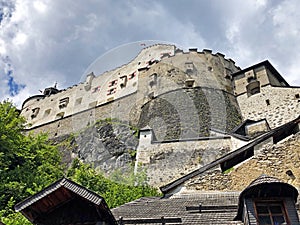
left=67, top=158, right=160, bottom=208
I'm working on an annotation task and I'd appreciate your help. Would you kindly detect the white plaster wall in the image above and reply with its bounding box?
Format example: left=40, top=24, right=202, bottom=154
left=20, top=44, right=176, bottom=128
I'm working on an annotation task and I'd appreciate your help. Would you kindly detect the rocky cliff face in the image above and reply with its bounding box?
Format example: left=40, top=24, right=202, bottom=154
left=54, top=119, right=139, bottom=174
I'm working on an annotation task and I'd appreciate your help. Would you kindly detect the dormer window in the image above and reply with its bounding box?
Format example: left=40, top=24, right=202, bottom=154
left=59, top=97, right=69, bottom=109
left=235, top=174, right=299, bottom=225
left=255, top=201, right=288, bottom=225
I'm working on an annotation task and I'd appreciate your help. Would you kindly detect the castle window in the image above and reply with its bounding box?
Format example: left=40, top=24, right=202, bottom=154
left=75, top=97, right=82, bottom=105
left=31, top=107, right=40, bottom=119
left=246, top=80, right=260, bottom=97
left=254, top=201, right=288, bottom=225
left=295, top=94, right=300, bottom=99
left=55, top=112, right=64, bottom=120
left=92, top=86, right=101, bottom=93
left=120, top=76, right=127, bottom=88
left=185, top=79, right=195, bottom=88
left=107, top=88, right=116, bottom=95
left=149, top=73, right=157, bottom=88
left=129, top=72, right=136, bottom=80
left=89, top=101, right=97, bottom=108
left=266, top=99, right=270, bottom=106
left=59, top=97, right=69, bottom=109
left=109, top=80, right=117, bottom=87
left=185, top=62, right=194, bottom=74
left=44, top=109, right=51, bottom=117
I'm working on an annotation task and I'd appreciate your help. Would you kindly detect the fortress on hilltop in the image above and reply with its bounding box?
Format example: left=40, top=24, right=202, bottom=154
left=20, top=44, right=300, bottom=188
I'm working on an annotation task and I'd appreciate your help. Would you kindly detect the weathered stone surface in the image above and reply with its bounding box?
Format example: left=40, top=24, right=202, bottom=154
left=138, top=87, right=242, bottom=141
left=56, top=119, right=139, bottom=175
left=186, top=132, right=300, bottom=191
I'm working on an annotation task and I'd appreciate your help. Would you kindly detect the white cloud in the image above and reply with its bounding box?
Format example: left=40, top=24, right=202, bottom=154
left=0, top=0, right=208, bottom=107
left=1, top=0, right=300, bottom=108
left=33, top=0, right=48, bottom=14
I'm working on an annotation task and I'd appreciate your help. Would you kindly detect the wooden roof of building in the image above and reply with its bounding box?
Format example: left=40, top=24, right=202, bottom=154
left=112, top=192, right=243, bottom=225
left=15, top=177, right=117, bottom=225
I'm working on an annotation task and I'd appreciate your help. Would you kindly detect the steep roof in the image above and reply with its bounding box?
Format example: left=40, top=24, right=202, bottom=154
left=112, top=192, right=243, bottom=225
left=15, top=177, right=117, bottom=224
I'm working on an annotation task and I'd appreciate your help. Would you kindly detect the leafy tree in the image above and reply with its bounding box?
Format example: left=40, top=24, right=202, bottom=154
left=0, top=101, right=160, bottom=224
left=0, top=101, right=63, bottom=223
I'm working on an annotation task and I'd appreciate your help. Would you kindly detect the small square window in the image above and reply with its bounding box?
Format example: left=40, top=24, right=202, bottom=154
left=295, top=94, right=300, bottom=99
left=59, top=97, right=69, bottom=109
left=75, top=98, right=82, bottom=105
left=44, top=109, right=51, bottom=117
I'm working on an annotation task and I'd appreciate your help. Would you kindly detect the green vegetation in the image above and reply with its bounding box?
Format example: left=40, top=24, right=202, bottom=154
left=67, top=159, right=159, bottom=208
left=222, top=167, right=234, bottom=174
left=0, top=101, right=159, bottom=224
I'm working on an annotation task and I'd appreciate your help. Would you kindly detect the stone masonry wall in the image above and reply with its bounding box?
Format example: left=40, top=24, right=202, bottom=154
left=186, top=132, right=300, bottom=191
left=237, top=85, right=300, bottom=128
left=137, top=138, right=232, bottom=187
left=138, top=87, right=242, bottom=141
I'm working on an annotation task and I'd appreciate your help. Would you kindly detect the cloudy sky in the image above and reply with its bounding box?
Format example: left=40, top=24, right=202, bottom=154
left=1, top=0, right=300, bottom=107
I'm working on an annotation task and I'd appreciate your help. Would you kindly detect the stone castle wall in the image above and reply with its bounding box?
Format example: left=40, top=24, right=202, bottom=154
left=237, top=85, right=300, bottom=128
left=21, top=44, right=300, bottom=190
left=27, top=92, right=140, bottom=137
left=23, top=45, right=240, bottom=139
left=138, top=87, right=242, bottom=141
left=137, top=137, right=232, bottom=187
left=186, top=132, right=300, bottom=191
left=21, top=44, right=176, bottom=129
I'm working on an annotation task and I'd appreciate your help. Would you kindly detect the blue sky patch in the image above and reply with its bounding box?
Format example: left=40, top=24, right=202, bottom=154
left=7, top=70, right=25, bottom=96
